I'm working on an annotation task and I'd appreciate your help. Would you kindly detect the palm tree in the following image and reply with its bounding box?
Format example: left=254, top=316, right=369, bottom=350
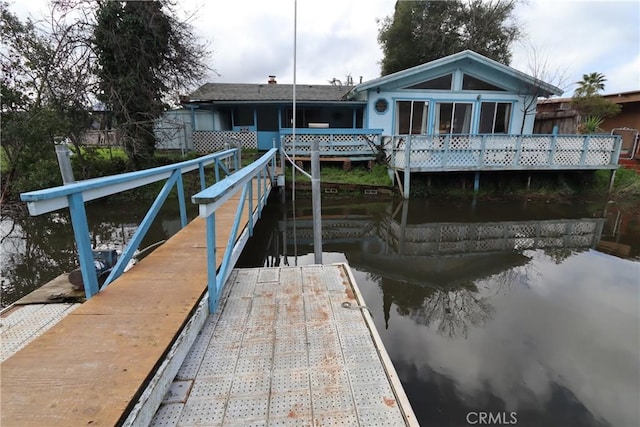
left=574, top=72, right=607, bottom=97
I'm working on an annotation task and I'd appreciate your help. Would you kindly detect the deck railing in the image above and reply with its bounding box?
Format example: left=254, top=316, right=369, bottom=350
left=192, top=148, right=277, bottom=313
left=20, top=149, right=240, bottom=299
left=194, top=130, right=258, bottom=152
left=387, top=134, right=622, bottom=171
left=281, top=128, right=383, bottom=159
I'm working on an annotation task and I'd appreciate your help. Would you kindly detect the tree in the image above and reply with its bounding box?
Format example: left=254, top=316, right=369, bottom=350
left=574, top=72, right=606, bottom=97
left=378, top=0, right=521, bottom=75
left=92, top=0, right=208, bottom=166
left=515, top=41, right=569, bottom=133
left=0, top=1, right=94, bottom=201
left=571, top=72, right=620, bottom=133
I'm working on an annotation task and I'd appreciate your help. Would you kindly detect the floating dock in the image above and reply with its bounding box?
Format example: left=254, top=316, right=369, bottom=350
left=151, top=264, right=417, bottom=427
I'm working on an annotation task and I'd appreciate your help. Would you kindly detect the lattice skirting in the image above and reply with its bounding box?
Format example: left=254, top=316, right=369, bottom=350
left=194, top=131, right=257, bottom=153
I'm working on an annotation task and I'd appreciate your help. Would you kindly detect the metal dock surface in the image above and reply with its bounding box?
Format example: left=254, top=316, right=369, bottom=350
left=151, top=264, right=418, bottom=427
left=0, top=303, right=81, bottom=363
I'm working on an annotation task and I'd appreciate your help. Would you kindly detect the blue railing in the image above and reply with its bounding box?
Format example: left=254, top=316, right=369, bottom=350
left=20, top=149, right=240, bottom=299
left=192, top=148, right=277, bottom=313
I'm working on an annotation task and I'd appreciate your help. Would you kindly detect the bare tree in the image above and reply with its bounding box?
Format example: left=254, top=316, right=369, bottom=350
left=515, top=41, right=570, bottom=134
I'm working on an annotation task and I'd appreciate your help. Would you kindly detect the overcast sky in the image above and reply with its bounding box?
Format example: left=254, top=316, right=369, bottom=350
left=10, top=0, right=640, bottom=97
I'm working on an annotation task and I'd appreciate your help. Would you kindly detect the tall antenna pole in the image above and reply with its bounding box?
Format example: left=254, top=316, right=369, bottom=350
left=292, top=0, right=297, bottom=202
left=292, top=0, right=298, bottom=265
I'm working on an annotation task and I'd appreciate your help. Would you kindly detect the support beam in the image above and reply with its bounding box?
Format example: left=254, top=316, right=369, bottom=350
left=608, top=169, right=617, bottom=194
left=311, top=138, right=323, bottom=264
left=474, top=172, right=480, bottom=193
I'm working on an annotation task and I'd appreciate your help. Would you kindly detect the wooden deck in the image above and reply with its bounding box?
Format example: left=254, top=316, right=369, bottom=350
left=0, top=182, right=263, bottom=427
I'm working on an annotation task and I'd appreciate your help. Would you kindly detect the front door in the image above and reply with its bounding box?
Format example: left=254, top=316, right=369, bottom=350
left=256, top=106, right=280, bottom=150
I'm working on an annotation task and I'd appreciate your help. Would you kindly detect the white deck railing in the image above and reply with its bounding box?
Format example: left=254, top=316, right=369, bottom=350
left=387, top=134, right=621, bottom=171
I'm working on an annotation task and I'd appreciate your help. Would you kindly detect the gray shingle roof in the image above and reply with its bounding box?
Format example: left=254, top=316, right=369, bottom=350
left=186, top=83, right=354, bottom=102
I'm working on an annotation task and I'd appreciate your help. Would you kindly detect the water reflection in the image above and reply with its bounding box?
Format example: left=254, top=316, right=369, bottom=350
left=237, top=197, right=639, bottom=427
left=0, top=201, right=195, bottom=307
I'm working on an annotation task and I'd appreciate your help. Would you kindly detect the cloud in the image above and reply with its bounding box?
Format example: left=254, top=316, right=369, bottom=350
left=9, top=0, right=639, bottom=92
left=380, top=250, right=640, bottom=427
left=511, top=0, right=640, bottom=94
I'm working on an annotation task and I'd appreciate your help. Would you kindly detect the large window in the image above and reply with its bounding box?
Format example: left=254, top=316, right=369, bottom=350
left=435, top=102, right=473, bottom=134
left=479, top=102, right=511, bottom=134
left=395, top=100, right=428, bottom=135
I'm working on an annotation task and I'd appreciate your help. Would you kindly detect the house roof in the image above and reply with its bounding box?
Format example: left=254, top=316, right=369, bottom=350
left=351, top=50, right=564, bottom=97
left=538, top=90, right=640, bottom=105
left=184, top=83, right=354, bottom=103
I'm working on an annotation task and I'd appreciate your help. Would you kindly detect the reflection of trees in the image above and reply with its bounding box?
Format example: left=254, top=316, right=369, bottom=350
left=414, top=288, right=493, bottom=338
left=1, top=200, right=184, bottom=307
left=381, top=277, right=493, bottom=338
left=1, top=211, right=77, bottom=306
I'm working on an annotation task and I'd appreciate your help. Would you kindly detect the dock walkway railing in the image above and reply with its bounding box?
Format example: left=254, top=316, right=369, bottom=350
left=387, top=134, right=622, bottom=172
left=20, top=149, right=240, bottom=299
left=192, top=148, right=277, bottom=313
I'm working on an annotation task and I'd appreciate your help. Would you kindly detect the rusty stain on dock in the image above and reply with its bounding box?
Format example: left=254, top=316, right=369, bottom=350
left=150, top=264, right=418, bottom=426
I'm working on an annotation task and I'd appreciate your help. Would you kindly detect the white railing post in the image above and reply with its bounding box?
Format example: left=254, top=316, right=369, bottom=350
left=403, top=135, right=411, bottom=199
left=311, top=138, right=323, bottom=264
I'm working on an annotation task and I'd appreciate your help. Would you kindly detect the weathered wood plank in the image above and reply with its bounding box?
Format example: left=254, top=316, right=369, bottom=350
left=0, top=181, right=266, bottom=427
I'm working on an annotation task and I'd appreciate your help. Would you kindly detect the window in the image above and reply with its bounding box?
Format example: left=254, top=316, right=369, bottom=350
left=435, top=102, right=473, bottom=134
left=462, top=74, right=506, bottom=91
left=479, top=102, right=511, bottom=133
left=405, top=74, right=452, bottom=90
left=395, top=100, right=428, bottom=135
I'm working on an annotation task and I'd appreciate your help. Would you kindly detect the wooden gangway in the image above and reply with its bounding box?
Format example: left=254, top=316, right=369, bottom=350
left=0, top=181, right=263, bottom=426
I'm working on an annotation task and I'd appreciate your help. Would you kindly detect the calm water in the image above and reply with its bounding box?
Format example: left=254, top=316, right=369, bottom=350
left=237, top=197, right=640, bottom=427
left=0, top=200, right=198, bottom=307
left=2, top=196, right=639, bottom=426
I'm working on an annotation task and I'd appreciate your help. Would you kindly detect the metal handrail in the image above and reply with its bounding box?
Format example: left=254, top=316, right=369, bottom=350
left=192, top=148, right=277, bottom=313
left=20, top=149, right=240, bottom=298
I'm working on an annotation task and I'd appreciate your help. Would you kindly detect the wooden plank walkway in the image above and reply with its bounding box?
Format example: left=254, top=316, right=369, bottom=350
left=150, top=264, right=418, bottom=427
left=0, top=181, right=265, bottom=427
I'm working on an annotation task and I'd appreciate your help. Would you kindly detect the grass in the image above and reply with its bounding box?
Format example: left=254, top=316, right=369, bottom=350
left=285, top=163, right=392, bottom=187
left=595, top=168, right=640, bottom=199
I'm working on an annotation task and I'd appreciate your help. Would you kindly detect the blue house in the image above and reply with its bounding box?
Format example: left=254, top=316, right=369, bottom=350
left=180, top=51, right=621, bottom=196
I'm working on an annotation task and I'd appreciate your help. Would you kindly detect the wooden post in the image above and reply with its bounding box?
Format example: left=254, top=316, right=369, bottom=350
left=474, top=172, right=480, bottom=193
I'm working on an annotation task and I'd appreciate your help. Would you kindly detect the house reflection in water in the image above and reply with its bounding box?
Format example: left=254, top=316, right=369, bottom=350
left=256, top=200, right=606, bottom=338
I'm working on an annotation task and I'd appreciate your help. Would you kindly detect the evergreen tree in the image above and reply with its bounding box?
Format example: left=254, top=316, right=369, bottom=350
left=93, top=0, right=207, bottom=165
left=378, top=0, right=521, bottom=75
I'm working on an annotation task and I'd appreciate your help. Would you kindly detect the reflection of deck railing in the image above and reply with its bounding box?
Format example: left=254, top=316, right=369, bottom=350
left=278, top=217, right=374, bottom=244
left=281, top=129, right=382, bottom=160
left=280, top=216, right=605, bottom=255
left=382, top=218, right=605, bottom=256
left=387, top=134, right=621, bottom=171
